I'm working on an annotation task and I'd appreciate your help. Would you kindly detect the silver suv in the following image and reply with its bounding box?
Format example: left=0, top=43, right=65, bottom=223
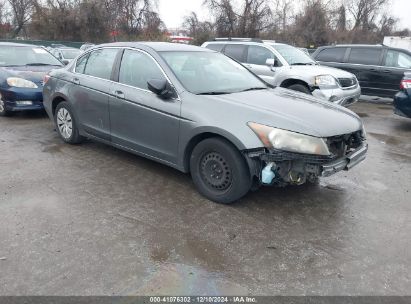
left=202, top=39, right=361, bottom=106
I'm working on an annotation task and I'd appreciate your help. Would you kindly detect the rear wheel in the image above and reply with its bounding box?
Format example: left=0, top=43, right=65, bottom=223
left=55, top=102, right=84, bottom=144
left=287, top=83, right=311, bottom=95
left=190, top=138, right=251, bottom=204
left=0, top=99, right=12, bottom=117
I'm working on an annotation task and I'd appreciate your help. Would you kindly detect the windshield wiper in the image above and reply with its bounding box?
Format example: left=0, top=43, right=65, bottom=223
left=25, top=63, right=60, bottom=66
left=196, top=91, right=232, bottom=95
left=240, top=87, right=268, bottom=92
left=291, top=62, right=314, bottom=66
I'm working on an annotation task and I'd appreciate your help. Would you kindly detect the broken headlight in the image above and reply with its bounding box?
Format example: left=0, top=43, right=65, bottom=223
left=314, top=75, right=338, bottom=89
left=248, top=122, right=330, bottom=156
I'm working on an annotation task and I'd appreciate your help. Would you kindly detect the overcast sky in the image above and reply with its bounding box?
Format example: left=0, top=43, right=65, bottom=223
left=158, top=0, right=411, bottom=30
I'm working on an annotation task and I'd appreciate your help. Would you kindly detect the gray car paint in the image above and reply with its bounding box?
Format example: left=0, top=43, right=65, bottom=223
left=43, top=42, right=364, bottom=173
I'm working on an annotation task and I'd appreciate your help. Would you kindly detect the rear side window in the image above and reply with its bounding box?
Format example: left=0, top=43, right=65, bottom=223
left=348, top=48, right=382, bottom=65
left=205, top=44, right=224, bottom=52
left=75, top=54, right=89, bottom=74
left=385, top=50, right=411, bottom=69
left=316, top=48, right=346, bottom=62
left=224, top=44, right=247, bottom=62
left=84, top=48, right=118, bottom=80
left=246, top=45, right=275, bottom=65
left=119, top=50, right=165, bottom=90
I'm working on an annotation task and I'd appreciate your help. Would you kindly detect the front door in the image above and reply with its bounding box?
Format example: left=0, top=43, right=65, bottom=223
left=69, top=48, right=119, bottom=140
left=344, top=47, right=384, bottom=97
left=245, top=45, right=279, bottom=85
left=109, top=49, right=181, bottom=165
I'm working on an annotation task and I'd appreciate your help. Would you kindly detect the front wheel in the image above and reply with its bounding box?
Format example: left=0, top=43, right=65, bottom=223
left=54, top=101, right=84, bottom=144
left=190, top=138, right=251, bottom=204
left=286, top=83, right=311, bottom=95
left=0, top=99, right=12, bottom=117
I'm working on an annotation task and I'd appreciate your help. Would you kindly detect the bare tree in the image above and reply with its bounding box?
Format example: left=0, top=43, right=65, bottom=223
left=293, top=0, right=330, bottom=47
left=182, top=11, right=214, bottom=45
left=239, top=0, right=272, bottom=37
left=347, top=0, right=389, bottom=30
left=204, top=0, right=237, bottom=37
left=7, top=0, right=33, bottom=38
left=204, top=0, right=272, bottom=37
left=273, top=0, right=293, bottom=33
left=335, top=4, right=347, bottom=31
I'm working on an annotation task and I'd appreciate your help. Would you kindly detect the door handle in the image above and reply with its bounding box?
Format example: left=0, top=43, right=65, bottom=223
left=112, top=90, right=125, bottom=99
left=382, top=69, right=391, bottom=73
left=72, top=77, right=80, bottom=85
left=369, top=68, right=378, bottom=72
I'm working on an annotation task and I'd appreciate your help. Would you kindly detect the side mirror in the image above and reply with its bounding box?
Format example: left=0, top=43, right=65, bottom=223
left=62, top=59, right=70, bottom=65
left=265, top=58, right=275, bottom=67
left=147, top=79, right=176, bottom=99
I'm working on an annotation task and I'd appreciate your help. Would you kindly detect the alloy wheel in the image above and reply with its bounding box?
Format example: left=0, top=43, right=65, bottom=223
left=56, top=108, right=73, bottom=140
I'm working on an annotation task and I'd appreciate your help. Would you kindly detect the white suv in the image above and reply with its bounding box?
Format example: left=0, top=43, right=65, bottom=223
left=202, top=39, right=361, bottom=106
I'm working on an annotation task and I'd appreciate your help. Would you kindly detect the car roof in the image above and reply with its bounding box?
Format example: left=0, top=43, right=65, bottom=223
left=0, top=42, right=42, bottom=48
left=315, top=44, right=411, bottom=54
left=335, top=44, right=384, bottom=48
left=205, top=40, right=289, bottom=47
left=55, top=47, right=79, bottom=50
left=98, top=42, right=212, bottom=52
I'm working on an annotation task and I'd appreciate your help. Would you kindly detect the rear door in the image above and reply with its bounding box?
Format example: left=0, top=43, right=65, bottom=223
left=244, top=45, right=280, bottom=84
left=381, top=49, right=411, bottom=97
left=222, top=44, right=247, bottom=63
left=345, top=47, right=384, bottom=97
left=70, top=48, right=119, bottom=140
left=109, top=49, right=181, bottom=165
left=314, top=47, right=347, bottom=68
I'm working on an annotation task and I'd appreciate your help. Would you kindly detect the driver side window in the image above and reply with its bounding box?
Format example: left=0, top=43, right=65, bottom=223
left=119, top=50, right=165, bottom=90
left=247, top=46, right=281, bottom=66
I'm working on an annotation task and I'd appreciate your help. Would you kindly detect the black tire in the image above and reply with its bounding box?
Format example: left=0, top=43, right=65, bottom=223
left=287, top=83, right=311, bottom=95
left=0, top=99, right=12, bottom=117
left=54, top=101, right=84, bottom=144
left=190, top=137, right=251, bottom=204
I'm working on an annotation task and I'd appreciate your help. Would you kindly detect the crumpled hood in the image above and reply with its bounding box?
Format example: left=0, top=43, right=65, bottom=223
left=203, top=88, right=363, bottom=138
left=287, top=64, right=355, bottom=79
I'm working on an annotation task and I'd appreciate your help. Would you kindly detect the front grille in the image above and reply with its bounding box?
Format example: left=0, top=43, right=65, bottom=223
left=338, top=77, right=357, bottom=88
left=327, top=131, right=364, bottom=158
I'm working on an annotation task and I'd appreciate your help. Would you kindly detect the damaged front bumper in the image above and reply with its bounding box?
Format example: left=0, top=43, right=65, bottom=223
left=322, top=143, right=368, bottom=177
left=245, top=142, right=368, bottom=187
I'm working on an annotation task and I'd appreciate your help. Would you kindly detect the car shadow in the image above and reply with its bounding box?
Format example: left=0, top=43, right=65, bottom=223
left=393, top=118, right=411, bottom=132
left=4, top=110, right=48, bottom=120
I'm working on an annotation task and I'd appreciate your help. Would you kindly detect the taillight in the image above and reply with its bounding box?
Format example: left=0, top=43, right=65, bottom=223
left=400, top=79, right=411, bottom=90
left=43, top=74, right=51, bottom=85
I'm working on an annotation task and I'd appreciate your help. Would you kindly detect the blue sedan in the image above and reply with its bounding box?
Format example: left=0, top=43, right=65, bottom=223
left=0, top=42, right=64, bottom=116
left=394, top=72, right=411, bottom=119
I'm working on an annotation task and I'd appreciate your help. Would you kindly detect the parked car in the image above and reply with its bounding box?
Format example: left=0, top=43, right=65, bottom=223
left=43, top=42, right=367, bottom=204
left=312, top=44, right=411, bottom=98
left=50, top=47, right=81, bottom=65
left=0, top=42, right=63, bottom=116
left=202, top=38, right=361, bottom=107
left=394, top=72, right=411, bottom=118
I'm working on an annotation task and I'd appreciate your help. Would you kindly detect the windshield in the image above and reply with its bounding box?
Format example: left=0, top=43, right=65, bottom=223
left=61, top=49, right=81, bottom=59
left=0, top=46, right=63, bottom=67
left=271, top=44, right=316, bottom=65
left=160, top=51, right=267, bottom=94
